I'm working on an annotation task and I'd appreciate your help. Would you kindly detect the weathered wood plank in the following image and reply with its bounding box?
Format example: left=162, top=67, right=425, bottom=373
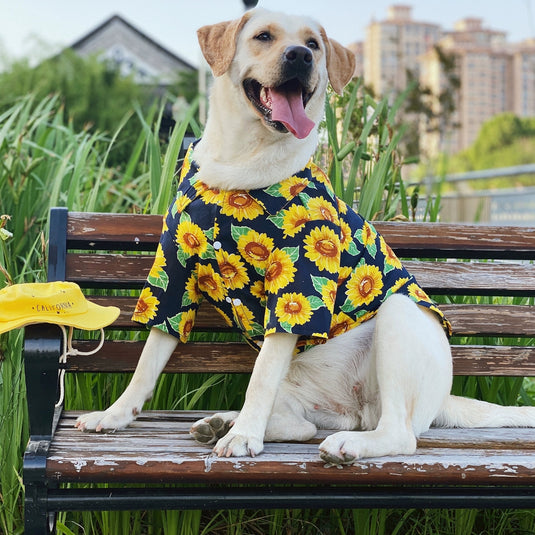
left=66, top=213, right=535, bottom=259
left=66, top=254, right=535, bottom=296
left=64, top=340, right=535, bottom=376
left=88, top=297, right=535, bottom=338
left=47, top=411, right=535, bottom=485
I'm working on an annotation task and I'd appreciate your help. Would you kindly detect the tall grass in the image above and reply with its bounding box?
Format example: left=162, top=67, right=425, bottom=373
left=1, top=90, right=534, bottom=535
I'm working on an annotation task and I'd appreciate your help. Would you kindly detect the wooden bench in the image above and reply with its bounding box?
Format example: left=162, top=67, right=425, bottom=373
left=23, top=207, right=535, bottom=534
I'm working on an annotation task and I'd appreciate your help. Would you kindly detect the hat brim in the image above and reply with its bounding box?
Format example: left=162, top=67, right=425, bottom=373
left=0, top=302, right=120, bottom=334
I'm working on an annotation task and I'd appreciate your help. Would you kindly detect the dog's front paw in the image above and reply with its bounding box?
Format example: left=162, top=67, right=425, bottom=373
left=213, top=431, right=264, bottom=458
left=75, top=406, right=138, bottom=433
left=318, top=432, right=360, bottom=466
left=190, top=411, right=239, bottom=445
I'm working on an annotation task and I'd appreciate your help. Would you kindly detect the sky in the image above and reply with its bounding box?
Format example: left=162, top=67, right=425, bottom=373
left=1, top=0, right=535, bottom=67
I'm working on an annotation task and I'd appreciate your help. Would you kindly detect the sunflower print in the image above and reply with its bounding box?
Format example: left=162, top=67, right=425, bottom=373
left=175, top=220, right=208, bottom=256
left=221, top=191, right=264, bottom=221
left=237, top=229, right=274, bottom=270
left=346, top=264, right=384, bottom=307
left=132, top=287, right=159, bottom=323
left=304, top=225, right=341, bottom=273
left=133, top=142, right=451, bottom=352
left=264, top=248, right=296, bottom=294
left=196, top=263, right=226, bottom=302
left=279, top=176, right=309, bottom=200
left=282, top=204, right=310, bottom=237
left=380, top=236, right=403, bottom=271
left=307, top=196, right=339, bottom=225
left=275, top=292, right=313, bottom=326
left=216, top=249, right=249, bottom=290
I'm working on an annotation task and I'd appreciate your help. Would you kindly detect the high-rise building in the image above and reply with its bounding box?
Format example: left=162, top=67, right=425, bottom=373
left=364, top=5, right=441, bottom=96
left=354, top=5, right=535, bottom=156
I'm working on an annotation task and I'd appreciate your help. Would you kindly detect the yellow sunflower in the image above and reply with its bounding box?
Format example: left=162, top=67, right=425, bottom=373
left=339, top=219, right=352, bottom=252
left=307, top=196, right=339, bottom=224
left=173, top=194, right=190, bottom=214
left=237, top=230, right=274, bottom=269
left=221, top=192, right=264, bottom=221
left=196, top=263, right=226, bottom=301
left=215, top=250, right=249, bottom=290
left=408, top=283, right=431, bottom=303
left=178, top=309, right=196, bottom=343
left=185, top=273, right=203, bottom=304
left=178, top=150, right=192, bottom=180
left=329, top=312, right=357, bottom=338
left=346, top=264, right=384, bottom=307
left=264, top=248, right=296, bottom=294
left=148, top=243, right=166, bottom=279
left=337, top=266, right=353, bottom=286
left=282, top=204, right=310, bottom=237
left=250, top=280, right=266, bottom=302
left=361, top=221, right=377, bottom=247
left=132, top=287, right=159, bottom=323
left=275, top=292, right=313, bottom=326
left=380, top=237, right=402, bottom=269
left=321, top=279, right=338, bottom=313
left=279, top=176, right=309, bottom=200
left=304, top=225, right=341, bottom=273
left=310, top=163, right=332, bottom=189
left=201, top=187, right=225, bottom=205
left=389, top=277, right=409, bottom=295
left=175, top=220, right=208, bottom=256
left=233, top=303, right=256, bottom=332
left=337, top=198, right=348, bottom=214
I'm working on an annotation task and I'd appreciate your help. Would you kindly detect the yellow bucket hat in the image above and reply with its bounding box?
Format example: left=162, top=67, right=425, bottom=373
left=0, top=281, right=120, bottom=334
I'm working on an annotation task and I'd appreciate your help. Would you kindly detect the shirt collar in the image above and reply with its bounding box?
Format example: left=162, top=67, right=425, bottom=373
left=177, top=146, right=332, bottom=216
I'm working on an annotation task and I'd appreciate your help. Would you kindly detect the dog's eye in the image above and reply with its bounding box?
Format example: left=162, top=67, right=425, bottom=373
left=255, top=31, right=272, bottom=42
left=307, top=38, right=320, bottom=50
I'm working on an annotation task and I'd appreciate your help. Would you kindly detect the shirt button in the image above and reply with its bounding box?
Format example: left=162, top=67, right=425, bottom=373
left=213, top=241, right=222, bottom=250
left=232, top=298, right=242, bottom=306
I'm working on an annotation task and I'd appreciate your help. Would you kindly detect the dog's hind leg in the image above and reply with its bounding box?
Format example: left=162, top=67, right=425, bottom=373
left=319, top=294, right=452, bottom=464
left=75, top=327, right=178, bottom=432
left=434, top=394, right=535, bottom=428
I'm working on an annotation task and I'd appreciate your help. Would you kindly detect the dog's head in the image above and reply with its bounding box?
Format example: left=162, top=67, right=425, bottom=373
left=197, top=8, right=355, bottom=140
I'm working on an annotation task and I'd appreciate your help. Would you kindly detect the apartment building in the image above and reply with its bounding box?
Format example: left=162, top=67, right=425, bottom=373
left=364, top=5, right=441, bottom=96
left=359, top=5, right=535, bottom=155
left=420, top=18, right=514, bottom=154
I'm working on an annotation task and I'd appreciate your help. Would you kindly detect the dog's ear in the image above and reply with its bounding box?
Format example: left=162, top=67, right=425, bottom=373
left=320, top=30, right=356, bottom=95
left=197, top=13, right=252, bottom=77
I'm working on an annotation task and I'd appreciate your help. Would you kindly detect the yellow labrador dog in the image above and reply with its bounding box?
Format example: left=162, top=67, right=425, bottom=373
left=76, top=8, right=535, bottom=465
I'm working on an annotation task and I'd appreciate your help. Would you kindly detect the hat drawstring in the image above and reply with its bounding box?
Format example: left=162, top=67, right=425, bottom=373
left=55, top=326, right=106, bottom=408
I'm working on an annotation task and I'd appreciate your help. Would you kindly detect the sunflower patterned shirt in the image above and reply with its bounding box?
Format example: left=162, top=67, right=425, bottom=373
left=133, top=146, right=451, bottom=353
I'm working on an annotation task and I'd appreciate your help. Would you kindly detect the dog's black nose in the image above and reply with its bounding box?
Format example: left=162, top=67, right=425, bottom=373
left=282, top=46, right=313, bottom=84
left=284, top=46, right=313, bottom=66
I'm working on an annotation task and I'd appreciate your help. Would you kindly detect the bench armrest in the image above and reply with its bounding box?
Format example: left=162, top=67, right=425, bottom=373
left=23, top=324, right=63, bottom=438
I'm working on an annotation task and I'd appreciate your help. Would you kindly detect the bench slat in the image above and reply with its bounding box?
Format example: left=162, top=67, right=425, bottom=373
left=47, top=411, right=535, bottom=485
left=66, top=213, right=535, bottom=260
left=66, top=254, right=535, bottom=296
left=64, top=340, right=535, bottom=376
left=88, top=298, right=535, bottom=338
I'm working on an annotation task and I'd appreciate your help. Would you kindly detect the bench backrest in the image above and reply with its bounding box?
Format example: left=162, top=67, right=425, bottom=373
left=48, top=207, right=535, bottom=377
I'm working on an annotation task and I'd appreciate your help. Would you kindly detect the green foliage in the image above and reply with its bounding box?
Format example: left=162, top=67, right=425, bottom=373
left=450, top=113, right=535, bottom=184
left=0, top=50, right=158, bottom=167
left=317, top=79, right=416, bottom=221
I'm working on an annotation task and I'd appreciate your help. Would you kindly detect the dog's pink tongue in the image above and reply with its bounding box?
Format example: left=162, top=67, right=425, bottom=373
left=268, top=87, right=315, bottom=139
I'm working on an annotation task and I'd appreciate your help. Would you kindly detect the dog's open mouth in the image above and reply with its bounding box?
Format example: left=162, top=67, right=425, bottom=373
left=243, top=78, right=315, bottom=139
